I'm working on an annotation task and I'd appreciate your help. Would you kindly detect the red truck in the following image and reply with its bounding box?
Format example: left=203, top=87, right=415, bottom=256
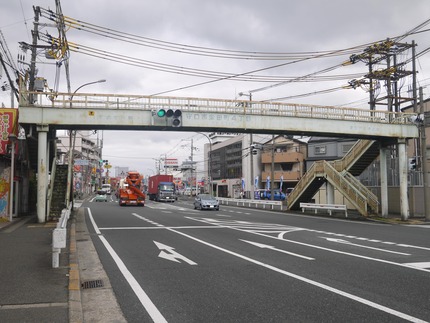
left=118, top=171, right=146, bottom=206
left=148, top=174, right=177, bottom=202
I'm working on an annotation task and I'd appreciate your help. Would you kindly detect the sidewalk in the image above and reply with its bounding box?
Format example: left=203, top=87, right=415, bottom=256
left=0, top=203, right=125, bottom=323
left=0, top=216, right=69, bottom=322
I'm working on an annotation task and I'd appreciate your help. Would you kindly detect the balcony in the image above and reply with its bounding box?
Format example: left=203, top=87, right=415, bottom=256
left=261, top=151, right=304, bottom=164
left=261, top=171, right=301, bottom=182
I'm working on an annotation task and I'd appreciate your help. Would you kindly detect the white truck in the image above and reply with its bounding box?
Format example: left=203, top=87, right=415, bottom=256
left=101, top=183, right=111, bottom=195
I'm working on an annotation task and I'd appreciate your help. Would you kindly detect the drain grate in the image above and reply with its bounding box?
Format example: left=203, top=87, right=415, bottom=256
left=81, top=279, right=104, bottom=289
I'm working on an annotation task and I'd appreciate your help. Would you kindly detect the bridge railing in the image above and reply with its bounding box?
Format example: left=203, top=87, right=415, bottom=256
left=27, top=91, right=416, bottom=125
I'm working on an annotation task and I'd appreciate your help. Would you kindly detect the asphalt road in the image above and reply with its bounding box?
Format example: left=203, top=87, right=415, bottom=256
left=83, top=196, right=430, bottom=322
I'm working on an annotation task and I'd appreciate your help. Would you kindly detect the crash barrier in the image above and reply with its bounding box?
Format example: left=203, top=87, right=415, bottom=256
left=52, top=203, right=72, bottom=268
left=217, top=197, right=285, bottom=211
left=300, top=202, right=348, bottom=218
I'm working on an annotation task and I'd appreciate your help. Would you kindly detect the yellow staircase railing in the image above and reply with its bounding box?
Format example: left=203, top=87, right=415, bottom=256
left=287, top=139, right=380, bottom=217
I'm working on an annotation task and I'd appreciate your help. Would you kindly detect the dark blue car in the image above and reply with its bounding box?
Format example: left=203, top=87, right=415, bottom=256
left=257, top=190, right=286, bottom=201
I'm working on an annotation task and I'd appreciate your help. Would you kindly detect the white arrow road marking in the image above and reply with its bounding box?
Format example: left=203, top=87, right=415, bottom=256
left=154, top=241, right=197, bottom=265
left=323, top=237, right=411, bottom=255
left=241, top=239, right=314, bottom=260
left=164, top=226, right=427, bottom=322
left=403, top=262, right=430, bottom=269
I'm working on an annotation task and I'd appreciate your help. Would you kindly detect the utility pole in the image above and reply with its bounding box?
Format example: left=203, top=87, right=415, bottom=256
left=271, top=135, right=275, bottom=200
left=28, top=6, right=40, bottom=104
left=419, top=88, right=429, bottom=221
left=190, top=139, right=195, bottom=195
left=239, top=92, right=254, bottom=199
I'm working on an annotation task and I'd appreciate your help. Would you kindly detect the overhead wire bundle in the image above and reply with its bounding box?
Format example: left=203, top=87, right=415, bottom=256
left=37, top=7, right=430, bottom=103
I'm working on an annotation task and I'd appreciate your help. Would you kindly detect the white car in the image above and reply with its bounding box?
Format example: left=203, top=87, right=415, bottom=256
left=194, top=194, right=219, bottom=210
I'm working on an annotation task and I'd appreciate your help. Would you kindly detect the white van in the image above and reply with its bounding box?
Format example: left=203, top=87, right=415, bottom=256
left=101, top=183, right=111, bottom=195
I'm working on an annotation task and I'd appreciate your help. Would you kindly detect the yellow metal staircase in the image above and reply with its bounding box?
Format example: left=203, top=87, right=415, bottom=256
left=287, top=139, right=380, bottom=216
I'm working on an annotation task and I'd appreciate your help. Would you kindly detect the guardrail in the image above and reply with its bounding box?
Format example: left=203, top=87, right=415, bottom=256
left=217, top=197, right=285, bottom=211
left=300, top=202, right=348, bottom=217
left=52, top=203, right=72, bottom=268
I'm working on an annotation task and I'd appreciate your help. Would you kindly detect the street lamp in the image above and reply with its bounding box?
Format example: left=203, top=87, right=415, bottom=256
left=70, top=79, right=106, bottom=103
left=65, top=79, right=107, bottom=207
left=198, top=132, right=212, bottom=195
left=8, top=133, right=17, bottom=222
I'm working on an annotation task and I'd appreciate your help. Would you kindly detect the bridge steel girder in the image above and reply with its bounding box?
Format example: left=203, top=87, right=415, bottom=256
left=18, top=106, right=419, bottom=140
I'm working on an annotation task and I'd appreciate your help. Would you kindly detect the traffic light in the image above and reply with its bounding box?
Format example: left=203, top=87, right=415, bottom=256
left=251, top=144, right=258, bottom=155
left=172, top=109, right=182, bottom=127
left=409, top=158, right=417, bottom=170
left=157, top=109, right=166, bottom=117
left=154, top=108, right=181, bottom=127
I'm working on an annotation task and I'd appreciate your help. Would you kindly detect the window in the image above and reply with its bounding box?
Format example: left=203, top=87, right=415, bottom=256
left=314, top=145, right=326, bottom=155
left=342, top=144, right=354, bottom=154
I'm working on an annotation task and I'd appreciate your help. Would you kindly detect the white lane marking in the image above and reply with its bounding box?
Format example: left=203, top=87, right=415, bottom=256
left=87, top=208, right=167, bottom=323
left=154, top=241, right=197, bottom=265
left=397, top=244, right=430, bottom=251
left=323, top=238, right=411, bottom=256
left=187, top=217, right=430, bottom=273
left=241, top=239, right=314, bottom=260
left=403, top=262, right=430, bottom=269
left=164, top=226, right=426, bottom=323
left=101, top=226, right=225, bottom=230
left=87, top=208, right=101, bottom=235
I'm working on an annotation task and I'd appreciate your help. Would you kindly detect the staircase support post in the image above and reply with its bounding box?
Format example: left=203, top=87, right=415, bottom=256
left=380, top=145, right=389, bottom=217
left=36, top=124, right=49, bottom=223
left=326, top=182, right=334, bottom=204
left=398, top=138, right=410, bottom=221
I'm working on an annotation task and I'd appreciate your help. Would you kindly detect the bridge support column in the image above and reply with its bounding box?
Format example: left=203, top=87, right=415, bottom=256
left=398, top=138, right=410, bottom=221
left=380, top=145, right=388, bottom=217
left=37, top=125, right=49, bottom=223
left=326, top=182, right=334, bottom=204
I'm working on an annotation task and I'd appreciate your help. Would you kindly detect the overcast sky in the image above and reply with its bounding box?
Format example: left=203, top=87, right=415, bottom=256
left=1, top=0, right=430, bottom=177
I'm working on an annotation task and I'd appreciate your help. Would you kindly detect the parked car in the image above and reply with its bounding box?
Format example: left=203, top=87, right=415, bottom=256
left=257, top=189, right=286, bottom=201
left=194, top=194, right=219, bottom=210
left=95, top=190, right=108, bottom=202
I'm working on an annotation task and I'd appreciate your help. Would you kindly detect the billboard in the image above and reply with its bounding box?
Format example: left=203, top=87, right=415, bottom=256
left=164, top=158, right=179, bottom=170
left=0, top=108, right=18, bottom=155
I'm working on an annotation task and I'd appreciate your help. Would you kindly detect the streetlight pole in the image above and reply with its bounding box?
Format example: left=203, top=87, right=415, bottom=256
left=198, top=132, right=212, bottom=195
left=8, top=134, right=17, bottom=222
left=65, top=79, right=106, bottom=207
left=69, top=79, right=106, bottom=106
left=239, top=92, right=253, bottom=199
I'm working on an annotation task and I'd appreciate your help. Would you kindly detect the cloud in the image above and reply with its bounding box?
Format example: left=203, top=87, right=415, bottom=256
left=1, top=0, right=430, bottom=177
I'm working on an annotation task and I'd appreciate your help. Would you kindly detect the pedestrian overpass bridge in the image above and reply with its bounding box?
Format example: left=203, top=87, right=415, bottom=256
left=17, top=91, right=420, bottom=223
left=19, top=92, right=418, bottom=140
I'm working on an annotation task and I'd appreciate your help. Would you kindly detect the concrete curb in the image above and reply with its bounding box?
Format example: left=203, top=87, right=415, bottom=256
left=68, top=217, right=83, bottom=323
left=72, top=204, right=127, bottom=322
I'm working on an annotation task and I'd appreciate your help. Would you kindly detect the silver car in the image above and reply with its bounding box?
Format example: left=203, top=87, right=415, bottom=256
left=194, top=194, right=219, bottom=210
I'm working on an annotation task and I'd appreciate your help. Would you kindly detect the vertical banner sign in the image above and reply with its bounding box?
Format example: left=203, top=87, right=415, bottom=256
left=0, top=109, right=18, bottom=155
left=279, top=175, right=284, bottom=192
left=0, top=109, right=18, bottom=218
